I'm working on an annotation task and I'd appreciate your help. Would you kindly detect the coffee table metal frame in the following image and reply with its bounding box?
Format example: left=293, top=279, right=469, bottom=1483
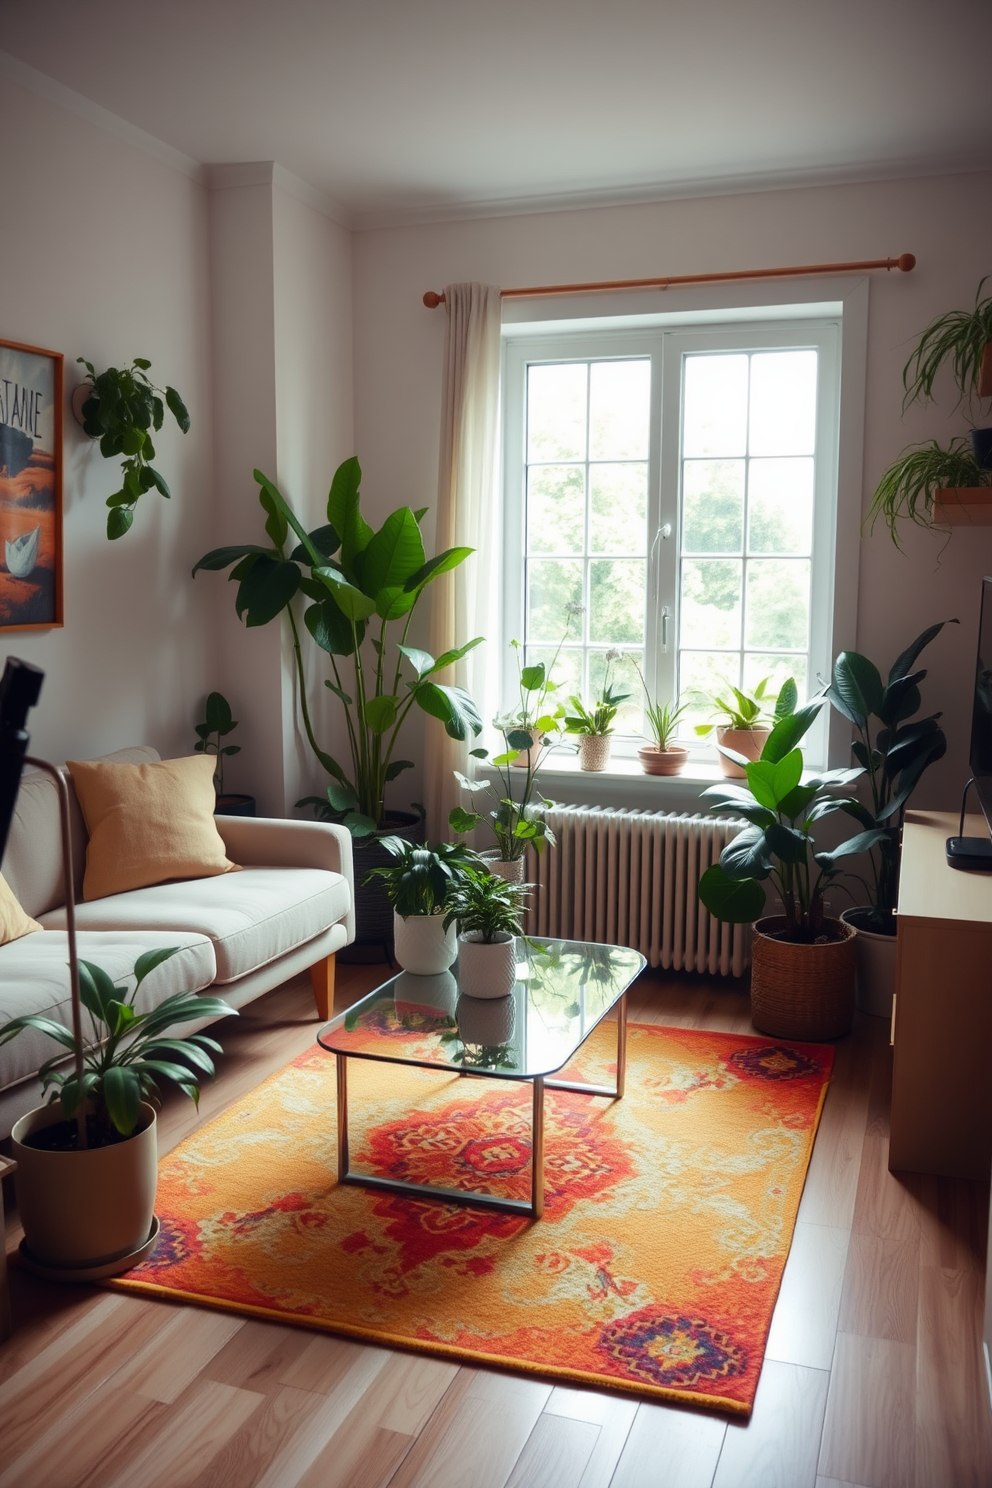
left=331, top=989, right=629, bottom=1222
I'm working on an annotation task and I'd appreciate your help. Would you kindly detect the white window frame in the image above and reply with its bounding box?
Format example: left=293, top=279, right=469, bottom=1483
left=499, top=283, right=867, bottom=774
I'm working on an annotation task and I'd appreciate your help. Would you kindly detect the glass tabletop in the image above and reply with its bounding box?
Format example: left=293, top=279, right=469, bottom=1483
left=318, top=937, right=646, bottom=1079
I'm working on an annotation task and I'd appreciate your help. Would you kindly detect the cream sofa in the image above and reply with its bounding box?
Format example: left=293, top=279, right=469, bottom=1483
left=0, top=746, right=354, bottom=1138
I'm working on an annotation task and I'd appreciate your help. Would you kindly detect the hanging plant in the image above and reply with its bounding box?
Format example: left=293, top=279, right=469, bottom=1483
left=865, top=437, right=989, bottom=545
left=76, top=357, right=190, bottom=539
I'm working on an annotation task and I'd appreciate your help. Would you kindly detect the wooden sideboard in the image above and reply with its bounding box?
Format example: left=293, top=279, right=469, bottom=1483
left=889, top=809, right=992, bottom=1182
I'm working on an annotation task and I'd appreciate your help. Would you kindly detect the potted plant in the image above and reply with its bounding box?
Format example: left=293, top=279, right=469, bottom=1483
left=866, top=438, right=990, bottom=543
left=635, top=663, right=689, bottom=775
left=193, top=691, right=255, bottom=817
left=822, top=621, right=955, bottom=1016
left=563, top=649, right=632, bottom=771
left=363, top=837, right=481, bottom=975
left=695, top=677, right=796, bottom=778
left=448, top=619, right=574, bottom=879
left=696, top=701, right=886, bottom=1040
left=0, top=949, right=235, bottom=1276
left=443, top=870, right=529, bottom=1000
left=74, top=357, right=190, bottom=540
left=193, top=459, right=483, bottom=947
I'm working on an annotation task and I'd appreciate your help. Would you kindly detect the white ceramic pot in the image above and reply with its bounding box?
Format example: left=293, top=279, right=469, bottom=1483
left=638, top=744, right=689, bottom=776
left=12, top=1101, right=158, bottom=1271
left=840, top=906, right=897, bottom=1019
left=716, top=726, right=771, bottom=778
left=457, top=931, right=518, bottom=999
left=480, top=851, right=526, bottom=883
left=392, top=910, right=457, bottom=975
left=394, top=969, right=459, bottom=1018
left=456, top=991, right=516, bottom=1046
left=577, top=734, right=612, bottom=771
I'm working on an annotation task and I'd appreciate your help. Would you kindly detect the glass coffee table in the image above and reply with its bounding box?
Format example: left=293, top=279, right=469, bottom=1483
left=318, top=937, right=645, bottom=1220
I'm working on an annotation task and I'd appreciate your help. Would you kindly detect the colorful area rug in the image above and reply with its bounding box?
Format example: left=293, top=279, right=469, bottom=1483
left=108, top=1022, right=833, bottom=1415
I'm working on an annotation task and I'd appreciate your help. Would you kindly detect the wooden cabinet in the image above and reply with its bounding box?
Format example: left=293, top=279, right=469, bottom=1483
left=889, top=809, right=992, bottom=1181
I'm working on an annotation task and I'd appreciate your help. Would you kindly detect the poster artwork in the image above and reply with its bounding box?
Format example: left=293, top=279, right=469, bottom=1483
left=0, top=339, right=64, bottom=631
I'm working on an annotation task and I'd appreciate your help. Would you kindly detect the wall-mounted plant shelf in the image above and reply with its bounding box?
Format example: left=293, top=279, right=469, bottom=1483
left=933, top=488, right=992, bottom=525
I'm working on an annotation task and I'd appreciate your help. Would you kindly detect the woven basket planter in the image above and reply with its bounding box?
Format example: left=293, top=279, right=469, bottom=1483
left=577, top=734, right=612, bottom=771
left=749, top=915, right=857, bottom=1041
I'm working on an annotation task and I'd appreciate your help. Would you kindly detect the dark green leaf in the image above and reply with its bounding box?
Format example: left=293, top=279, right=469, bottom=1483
left=764, top=822, right=809, bottom=864
left=774, top=677, right=798, bottom=718
left=449, top=806, right=483, bottom=834
left=365, top=695, right=399, bottom=734
left=414, top=683, right=484, bottom=740
left=107, top=507, right=133, bottom=540
left=361, top=507, right=427, bottom=598
left=165, top=385, right=191, bottom=433
left=402, top=546, right=474, bottom=593
left=815, top=828, right=891, bottom=866
left=312, top=566, right=377, bottom=621
left=305, top=599, right=360, bottom=656
left=520, top=663, right=546, bottom=691
left=103, top=1066, right=142, bottom=1137
left=697, top=864, right=767, bottom=924
left=760, top=703, right=822, bottom=762
left=887, top=620, right=956, bottom=685
left=132, top=946, right=181, bottom=987
left=236, top=556, right=300, bottom=626
left=385, top=759, right=414, bottom=781
left=290, top=524, right=340, bottom=563
left=719, top=827, right=773, bottom=880
left=396, top=645, right=435, bottom=676
left=192, top=544, right=274, bottom=576
left=832, top=651, right=884, bottom=722
left=204, top=692, right=234, bottom=734
left=506, top=728, right=534, bottom=751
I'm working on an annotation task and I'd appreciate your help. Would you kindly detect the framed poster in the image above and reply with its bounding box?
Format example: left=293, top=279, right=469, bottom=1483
left=0, top=338, right=63, bottom=631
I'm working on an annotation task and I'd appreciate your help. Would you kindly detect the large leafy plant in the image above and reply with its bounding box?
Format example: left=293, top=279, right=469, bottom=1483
left=697, top=702, right=885, bottom=943
left=193, top=458, right=483, bottom=836
left=77, top=357, right=190, bottom=540
left=822, top=621, right=955, bottom=934
left=0, top=950, right=235, bottom=1148
left=443, top=870, right=529, bottom=943
left=363, top=837, right=481, bottom=918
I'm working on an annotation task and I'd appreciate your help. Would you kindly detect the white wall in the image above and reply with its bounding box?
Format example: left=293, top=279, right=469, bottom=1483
left=0, top=73, right=215, bottom=765
left=352, top=171, right=992, bottom=812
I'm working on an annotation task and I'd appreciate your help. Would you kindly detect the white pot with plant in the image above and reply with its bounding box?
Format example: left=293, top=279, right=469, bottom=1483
left=445, top=870, right=529, bottom=1000
left=449, top=615, right=577, bottom=876
left=695, top=677, right=796, bottom=778
left=563, top=649, right=631, bottom=771
left=363, top=836, right=479, bottom=975
left=1, top=950, right=235, bottom=1276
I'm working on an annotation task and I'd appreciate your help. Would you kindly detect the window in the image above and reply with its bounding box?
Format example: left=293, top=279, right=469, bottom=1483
left=502, top=315, right=842, bottom=767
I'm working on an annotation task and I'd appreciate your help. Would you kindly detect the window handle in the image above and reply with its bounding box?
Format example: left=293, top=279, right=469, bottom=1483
left=661, top=606, right=671, bottom=651
left=649, top=523, right=672, bottom=564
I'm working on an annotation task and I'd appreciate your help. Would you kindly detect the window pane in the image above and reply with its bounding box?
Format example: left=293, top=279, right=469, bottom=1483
left=744, top=559, right=810, bottom=650
left=589, top=463, right=647, bottom=554
left=749, top=351, right=817, bottom=456
left=680, top=559, right=742, bottom=649
left=743, top=652, right=808, bottom=703
left=528, top=465, right=585, bottom=554
left=527, top=363, right=587, bottom=462
left=678, top=651, right=742, bottom=731
left=682, top=460, right=744, bottom=553
left=527, top=559, right=583, bottom=642
left=589, top=360, right=650, bottom=460
left=589, top=559, right=645, bottom=645
left=525, top=645, right=582, bottom=709
left=682, top=354, right=748, bottom=458
left=587, top=649, right=644, bottom=735
left=747, top=458, right=814, bottom=555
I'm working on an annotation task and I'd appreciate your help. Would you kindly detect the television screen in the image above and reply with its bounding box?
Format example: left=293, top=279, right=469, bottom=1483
left=970, top=577, right=992, bottom=825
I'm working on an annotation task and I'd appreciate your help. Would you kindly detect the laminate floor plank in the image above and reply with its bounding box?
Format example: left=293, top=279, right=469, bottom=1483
left=116, top=1305, right=243, bottom=1402
left=817, top=1332, right=916, bottom=1488
left=504, top=1412, right=600, bottom=1488
left=184, top=1385, right=329, bottom=1488
left=765, top=1222, right=850, bottom=1370
left=203, top=1317, right=316, bottom=1394
left=915, top=1263, right=992, bottom=1488
left=607, top=1401, right=726, bottom=1488
left=836, top=1231, right=919, bottom=1344
left=0, top=1374, right=165, bottom=1488
left=384, top=1368, right=550, bottom=1488
left=543, top=1387, right=638, bottom=1488
left=278, top=1331, right=382, bottom=1396
left=250, top=1346, right=393, bottom=1488
left=852, top=1132, right=921, bottom=1245
left=711, top=1360, right=828, bottom=1488
left=101, top=1378, right=265, bottom=1488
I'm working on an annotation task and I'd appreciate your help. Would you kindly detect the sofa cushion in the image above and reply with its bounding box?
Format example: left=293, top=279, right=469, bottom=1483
left=40, top=867, right=350, bottom=984
left=0, top=873, right=42, bottom=944
left=0, top=930, right=217, bottom=1094
left=67, top=754, right=239, bottom=901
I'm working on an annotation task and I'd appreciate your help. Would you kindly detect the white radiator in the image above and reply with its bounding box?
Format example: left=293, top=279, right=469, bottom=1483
left=523, top=806, right=750, bottom=977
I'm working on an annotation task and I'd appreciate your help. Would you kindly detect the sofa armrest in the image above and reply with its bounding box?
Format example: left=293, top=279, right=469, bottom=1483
left=215, top=816, right=355, bottom=944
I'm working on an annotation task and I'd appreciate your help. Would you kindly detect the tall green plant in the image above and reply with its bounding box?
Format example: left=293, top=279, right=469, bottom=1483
left=193, top=459, right=483, bottom=836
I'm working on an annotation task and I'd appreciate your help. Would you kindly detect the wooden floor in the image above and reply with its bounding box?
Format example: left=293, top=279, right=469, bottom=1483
left=2, top=963, right=990, bottom=1488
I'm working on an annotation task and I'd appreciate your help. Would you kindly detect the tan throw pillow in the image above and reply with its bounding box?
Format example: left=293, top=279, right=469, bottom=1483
left=66, top=754, right=239, bottom=902
left=0, top=872, right=43, bottom=944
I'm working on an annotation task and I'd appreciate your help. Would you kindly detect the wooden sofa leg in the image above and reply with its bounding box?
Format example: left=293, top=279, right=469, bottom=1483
left=310, top=954, right=337, bottom=1021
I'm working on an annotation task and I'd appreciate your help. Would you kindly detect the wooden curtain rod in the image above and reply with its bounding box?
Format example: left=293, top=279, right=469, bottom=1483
left=422, top=253, right=916, bottom=308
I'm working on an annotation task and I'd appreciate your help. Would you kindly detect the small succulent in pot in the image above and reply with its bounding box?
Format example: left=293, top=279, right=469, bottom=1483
left=443, top=870, right=531, bottom=999
left=635, top=661, right=689, bottom=775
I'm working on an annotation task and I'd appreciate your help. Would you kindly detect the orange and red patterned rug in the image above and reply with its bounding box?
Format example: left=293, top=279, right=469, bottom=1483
left=109, top=1021, right=833, bottom=1415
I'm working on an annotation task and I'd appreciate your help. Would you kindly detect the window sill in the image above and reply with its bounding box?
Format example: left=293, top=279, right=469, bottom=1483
left=475, top=752, right=728, bottom=811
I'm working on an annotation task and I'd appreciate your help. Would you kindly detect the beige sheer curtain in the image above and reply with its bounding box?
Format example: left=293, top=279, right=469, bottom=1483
left=423, top=283, right=502, bottom=842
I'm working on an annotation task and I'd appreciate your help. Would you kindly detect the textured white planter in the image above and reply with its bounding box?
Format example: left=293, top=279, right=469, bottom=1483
left=392, top=910, right=457, bottom=975
left=457, top=931, right=518, bottom=999
left=716, top=726, right=770, bottom=778
left=456, top=991, right=515, bottom=1046
left=577, top=734, right=612, bottom=771
left=480, top=852, right=526, bottom=883
left=394, top=969, right=459, bottom=1018
left=841, top=907, right=898, bottom=1019
left=12, top=1101, right=158, bottom=1271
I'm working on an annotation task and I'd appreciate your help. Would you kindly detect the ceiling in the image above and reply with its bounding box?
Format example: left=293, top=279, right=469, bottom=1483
left=2, top=0, right=991, bottom=227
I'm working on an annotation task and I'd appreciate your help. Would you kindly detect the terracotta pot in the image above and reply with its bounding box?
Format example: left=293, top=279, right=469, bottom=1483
left=933, top=487, right=992, bottom=526
left=750, top=915, right=857, bottom=1040
left=12, top=1102, right=158, bottom=1272
left=393, top=911, right=457, bottom=975
left=638, top=744, right=689, bottom=776
left=716, top=726, right=771, bottom=778
left=577, top=734, right=612, bottom=772
left=457, top=931, right=518, bottom=999
left=480, top=851, right=526, bottom=883
left=840, top=906, right=897, bottom=1019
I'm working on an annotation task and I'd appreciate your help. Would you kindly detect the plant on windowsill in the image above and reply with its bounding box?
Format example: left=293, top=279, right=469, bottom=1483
left=363, top=837, right=482, bottom=975
left=822, top=620, right=956, bottom=1016
left=696, top=700, right=885, bottom=1040
left=448, top=614, right=576, bottom=879
left=193, top=691, right=255, bottom=818
left=1, top=949, right=235, bottom=1274
left=563, top=648, right=632, bottom=772
left=635, top=662, right=690, bottom=776
left=443, top=870, right=530, bottom=1000
left=694, top=677, right=796, bottom=779
left=74, top=358, right=190, bottom=540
